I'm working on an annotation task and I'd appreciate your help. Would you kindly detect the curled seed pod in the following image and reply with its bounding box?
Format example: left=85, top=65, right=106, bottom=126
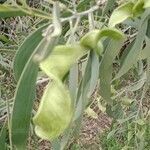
left=98, top=28, right=125, bottom=40
left=80, top=28, right=125, bottom=55
left=33, top=44, right=86, bottom=140
left=80, top=30, right=103, bottom=55
left=40, top=44, right=86, bottom=80
left=33, top=28, right=125, bottom=140
left=33, top=80, right=72, bottom=140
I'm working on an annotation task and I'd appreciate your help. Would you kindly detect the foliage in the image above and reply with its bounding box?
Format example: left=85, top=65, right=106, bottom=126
left=0, top=0, right=150, bottom=149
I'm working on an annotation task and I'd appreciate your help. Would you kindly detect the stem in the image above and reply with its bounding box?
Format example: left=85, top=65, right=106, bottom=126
left=6, top=100, right=13, bottom=150
left=61, top=4, right=100, bottom=22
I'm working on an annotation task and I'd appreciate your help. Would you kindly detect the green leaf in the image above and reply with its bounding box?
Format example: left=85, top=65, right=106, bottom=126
left=51, top=139, right=61, bottom=150
left=106, top=102, right=124, bottom=119
left=11, top=58, right=39, bottom=149
left=121, top=97, right=134, bottom=106
left=0, top=4, right=26, bottom=18
left=132, top=0, right=145, bottom=16
left=80, top=30, right=103, bottom=55
left=0, top=35, right=15, bottom=44
left=128, top=72, right=146, bottom=91
left=13, top=24, right=48, bottom=81
left=146, top=18, right=150, bottom=37
left=73, top=53, right=92, bottom=138
left=33, top=80, right=73, bottom=140
left=134, top=119, right=145, bottom=125
left=80, top=28, right=124, bottom=55
left=144, top=0, right=150, bottom=8
left=88, top=52, right=99, bottom=97
left=97, top=99, right=106, bottom=113
left=11, top=31, right=53, bottom=148
left=103, top=0, right=116, bottom=15
left=0, top=122, right=7, bottom=150
left=99, top=39, right=124, bottom=103
left=12, top=17, right=61, bottom=146
left=115, top=12, right=148, bottom=80
left=109, top=2, right=134, bottom=27
left=69, top=64, right=78, bottom=105
left=0, top=4, right=51, bottom=19
left=85, top=107, right=98, bottom=119
left=120, top=40, right=135, bottom=65
left=139, top=37, right=150, bottom=60
left=107, top=129, right=117, bottom=140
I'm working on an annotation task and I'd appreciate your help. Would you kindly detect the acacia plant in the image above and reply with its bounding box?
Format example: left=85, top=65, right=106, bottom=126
left=0, top=0, right=150, bottom=149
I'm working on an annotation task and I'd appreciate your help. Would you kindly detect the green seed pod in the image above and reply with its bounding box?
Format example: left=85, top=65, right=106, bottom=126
left=40, top=44, right=86, bottom=80
left=33, top=80, right=72, bottom=140
left=33, top=28, right=125, bottom=140
left=33, top=44, right=86, bottom=140
left=80, top=28, right=125, bottom=55
left=80, top=30, right=103, bottom=55
left=99, top=28, right=125, bottom=40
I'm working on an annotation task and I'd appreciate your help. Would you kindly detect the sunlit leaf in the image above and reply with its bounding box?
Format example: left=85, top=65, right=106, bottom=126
left=121, top=97, right=134, bottom=106
left=0, top=4, right=26, bottom=18
left=33, top=81, right=73, bottom=140
left=144, top=0, right=150, bottom=8
left=109, top=2, right=134, bottom=27
left=132, top=0, right=145, bottom=16
left=85, top=107, right=98, bottom=119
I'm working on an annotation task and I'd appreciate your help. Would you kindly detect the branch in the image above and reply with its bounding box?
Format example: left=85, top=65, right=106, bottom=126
left=61, top=4, right=101, bottom=22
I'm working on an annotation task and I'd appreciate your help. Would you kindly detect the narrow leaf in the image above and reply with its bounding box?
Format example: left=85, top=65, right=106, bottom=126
left=12, top=21, right=61, bottom=147
left=103, top=0, right=116, bottom=15
left=0, top=4, right=50, bottom=19
left=128, top=72, right=146, bottom=91
left=0, top=4, right=26, bottom=18
left=0, top=122, right=7, bottom=150
left=13, top=24, right=48, bottom=81
left=132, top=0, right=145, bottom=16
left=85, top=107, right=98, bottom=119
left=11, top=58, right=39, bottom=149
left=109, top=2, right=134, bottom=27
left=115, top=13, right=148, bottom=80
left=88, top=52, right=99, bottom=97
left=139, top=37, right=150, bottom=60
left=99, top=39, right=124, bottom=103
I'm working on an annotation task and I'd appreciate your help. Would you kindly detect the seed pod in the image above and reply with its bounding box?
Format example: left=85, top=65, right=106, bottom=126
left=33, top=44, right=86, bottom=140
left=80, top=30, right=103, bottom=55
left=40, top=44, right=86, bottom=80
left=33, top=80, right=72, bottom=140
left=33, top=28, right=125, bottom=140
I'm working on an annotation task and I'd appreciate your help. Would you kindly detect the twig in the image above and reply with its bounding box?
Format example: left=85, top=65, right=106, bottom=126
left=61, top=4, right=101, bottom=22
left=36, top=78, right=49, bottom=86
